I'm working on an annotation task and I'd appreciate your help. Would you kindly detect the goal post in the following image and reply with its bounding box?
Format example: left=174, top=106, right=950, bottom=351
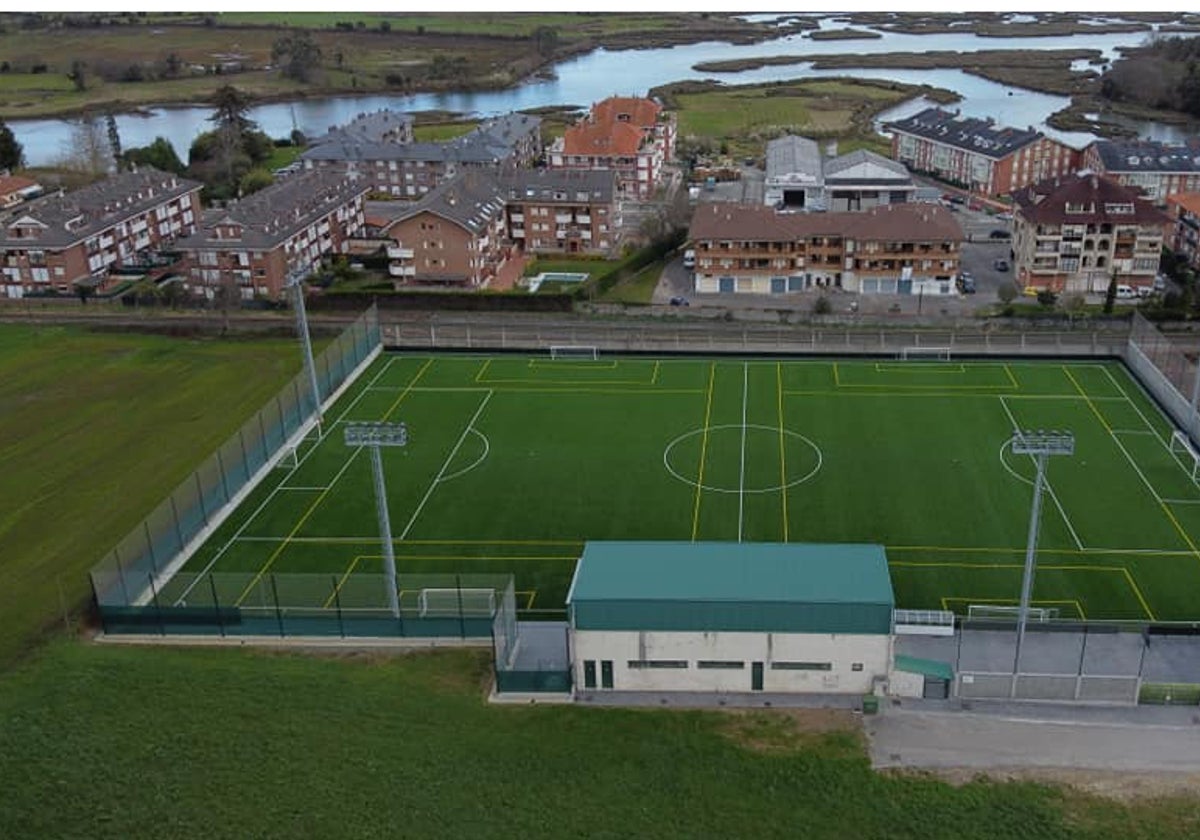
left=967, top=604, right=1058, bottom=623
left=1170, top=430, right=1200, bottom=483
left=417, top=587, right=497, bottom=618
left=899, top=346, right=952, bottom=361
left=549, top=345, right=599, bottom=361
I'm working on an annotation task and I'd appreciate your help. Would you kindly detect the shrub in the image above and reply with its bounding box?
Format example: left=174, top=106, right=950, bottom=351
left=813, top=296, right=832, bottom=315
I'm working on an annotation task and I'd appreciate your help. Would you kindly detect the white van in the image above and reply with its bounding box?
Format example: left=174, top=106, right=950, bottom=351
left=682, top=249, right=696, bottom=269
left=1115, top=284, right=1136, bottom=300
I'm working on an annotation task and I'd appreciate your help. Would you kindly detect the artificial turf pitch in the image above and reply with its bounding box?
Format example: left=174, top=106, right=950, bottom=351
left=170, top=354, right=1200, bottom=622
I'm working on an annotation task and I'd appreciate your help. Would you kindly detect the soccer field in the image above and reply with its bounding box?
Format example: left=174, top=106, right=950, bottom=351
left=168, top=353, right=1200, bottom=622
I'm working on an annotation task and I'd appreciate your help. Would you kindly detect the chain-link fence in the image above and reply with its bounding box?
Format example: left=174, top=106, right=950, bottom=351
left=96, top=571, right=511, bottom=640
left=89, top=305, right=381, bottom=614
left=1126, top=312, right=1200, bottom=443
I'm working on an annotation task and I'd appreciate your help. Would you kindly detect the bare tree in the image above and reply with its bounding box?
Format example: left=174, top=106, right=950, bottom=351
left=57, top=117, right=110, bottom=176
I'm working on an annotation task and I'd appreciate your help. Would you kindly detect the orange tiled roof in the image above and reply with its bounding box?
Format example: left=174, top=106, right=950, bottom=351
left=1167, top=192, right=1200, bottom=217
left=591, top=96, right=661, bottom=128
left=0, top=175, right=38, bottom=196
left=562, top=120, right=644, bottom=157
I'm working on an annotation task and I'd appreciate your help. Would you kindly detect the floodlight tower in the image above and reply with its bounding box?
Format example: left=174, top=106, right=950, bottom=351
left=288, top=272, right=324, bottom=435
left=1009, top=429, right=1074, bottom=696
left=344, top=422, right=408, bottom=618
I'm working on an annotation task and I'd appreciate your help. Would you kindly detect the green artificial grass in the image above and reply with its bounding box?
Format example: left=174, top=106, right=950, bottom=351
left=1, top=641, right=1197, bottom=840
left=0, top=325, right=304, bottom=665
left=167, top=355, right=1200, bottom=623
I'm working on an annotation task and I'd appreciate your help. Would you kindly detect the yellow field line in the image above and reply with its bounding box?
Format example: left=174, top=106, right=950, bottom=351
left=692, top=362, right=716, bottom=541
left=520, top=590, right=537, bottom=609
left=322, top=555, right=364, bottom=608
left=892, top=561, right=1128, bottom=573
left=1121, top=567, right=1157, bottom=620
left=235, top=360, right=431, bottom=606
left=776, top=362, right=788, bottom=542
left=833, top=362, right=840, bottom=387
left=1004, top=364, right=1019, bottom=389
left=781, top=391, right=1095, bottom=399
left=474, top=358, right=493, bottom=383
left=652, top=360, right=661, bottom=385
left=887, top=544, right=1194, bottom=557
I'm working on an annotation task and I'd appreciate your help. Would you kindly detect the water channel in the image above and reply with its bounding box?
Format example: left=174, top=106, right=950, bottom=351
left=9, top=15, right=1198, bottom=167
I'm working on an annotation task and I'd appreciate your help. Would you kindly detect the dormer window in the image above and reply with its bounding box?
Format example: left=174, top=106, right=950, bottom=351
left=1065, top=202, right=1089, bottom=214
left=1105, top=202, right=1134, bottom=215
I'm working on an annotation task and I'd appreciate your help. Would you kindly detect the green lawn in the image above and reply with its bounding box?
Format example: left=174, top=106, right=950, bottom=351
left=0, top=641, right=1196, bottom=840
left=263, top=144, right=304, bottom=171
left=0, top=325, right=304, bottom=665
left=412, top=120, right=479, bottom=142
left=598, top=260, right=664, bottom=304
left=157, top=355, right=1200, bottom=625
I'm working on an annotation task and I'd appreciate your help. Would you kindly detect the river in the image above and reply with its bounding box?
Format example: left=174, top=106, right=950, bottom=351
left=10, top=15, right=1198, bottom=167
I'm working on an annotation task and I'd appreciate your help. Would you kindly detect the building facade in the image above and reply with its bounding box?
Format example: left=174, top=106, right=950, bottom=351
left=0, top=167, right=201, bottom=298
left=177, top=171, right=368, bottom=299
left=301, top=112, right=542, bottom=199
left=689, top=202, right=963, bottom=296
left=548, top=96, right=675, bottom=200
left=888, top=107, right=1080, bottom=197
left=1166, top=192, right=1200, bottom=272
left=499, top=169, right=621, bottom=256
left=0, top=174, right=41, bottom=209
left=1011, top=173, right=1171, bottom=294
left=1083, top=139, right=1200, bottom=205
left=568, top=542, right=894, bottom=696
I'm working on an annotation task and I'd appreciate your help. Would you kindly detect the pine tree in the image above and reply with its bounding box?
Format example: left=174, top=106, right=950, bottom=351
left=105, top=113, right=123, bottom=172
left=0, top=118, right=24, bottom=171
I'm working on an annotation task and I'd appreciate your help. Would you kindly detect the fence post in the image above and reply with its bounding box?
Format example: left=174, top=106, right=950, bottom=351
left=209, top=574, right=225, bottom=638
left=89, top=573, right=108, bottom=635
left=331, top=574, right=345, bottom=638
left=238, top=427, right=251, bottom=477
left=194, top=473, right=209, bottom=526
left=271, top=573, right=286, bottom=638
left=143, top=521, right=160, bottom=575
left=215, top=449, right=232, bottom=504
left=168, top=496, right=186, bottom=556
left=258, top=413, right=272, bottom=463
left=1075, top=624, right=1088, bottom=701
left=148, top=573, right=166, bottom=637
left=456, top=574, right=466, bottom=639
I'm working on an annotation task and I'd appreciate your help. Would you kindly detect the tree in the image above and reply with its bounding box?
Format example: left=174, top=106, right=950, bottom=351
left=208, top=85, right=257, bottom=181
left=272, top=30, right=322, bottom=83
left=997, top=283, right=1017, bottom=305
left=68, top=59, right=87, bottom=91
left=1103, top=274, right=1118, bottom=314
left=532, top=26, right=559, bottom=58
left=163, top=52, right=182, bottom=78
left=0, top=118, right=24, bottom=170
left=105, top=112, right=123, bottom=172
left=237, top=167, right=273, bottom=196
left=122, top=136, right=185, bottom=174
left=58, top=117, right=109, bottom=176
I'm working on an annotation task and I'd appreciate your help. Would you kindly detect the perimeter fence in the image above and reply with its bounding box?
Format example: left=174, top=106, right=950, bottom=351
left=1125, top=312, right=1200, bottom=443
left=89, top=305, right=381, bottom=615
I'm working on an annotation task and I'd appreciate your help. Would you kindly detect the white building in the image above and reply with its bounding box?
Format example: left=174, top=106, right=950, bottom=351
left=764, top=136, right=916, bottom=212
left=764, top=135, right=825, bottom=210
left=566, top=542, right=895, bottom=696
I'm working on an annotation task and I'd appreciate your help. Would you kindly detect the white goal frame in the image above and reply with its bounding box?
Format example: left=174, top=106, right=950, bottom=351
left=1170, top=430, right=1200, bottom=482
left=549, top=345, right=599, bottom=361
left=417, top=587, right=497, bottom=618
left=968, top=604, right=1058, bottom=622
left=899, top=346, right=952, bottom=361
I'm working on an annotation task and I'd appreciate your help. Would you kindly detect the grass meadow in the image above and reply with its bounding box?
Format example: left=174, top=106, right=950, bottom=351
left=0, top=325, right=305, bottom=665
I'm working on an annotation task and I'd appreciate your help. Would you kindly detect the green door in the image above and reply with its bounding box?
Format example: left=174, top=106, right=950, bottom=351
left=751, top=662, right=764, bottom=691
left=583, top=660, right=597, bottom=689
left=601, top=660, right=614, bottom=689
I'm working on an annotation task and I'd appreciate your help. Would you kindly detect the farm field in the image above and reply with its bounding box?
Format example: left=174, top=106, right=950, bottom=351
left=168, top=353, right=1200, bottom=624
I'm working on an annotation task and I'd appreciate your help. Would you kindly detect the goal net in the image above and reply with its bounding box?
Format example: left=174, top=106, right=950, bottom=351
left=418, top=587, right=497, bottom=618
left=549, top=345, right=599, bottom=361
left=968, top=604, right=1058, bottom=622
left=899, top=347, right=952, bottom=361
left=1170, top=430, right=1200, bottom=482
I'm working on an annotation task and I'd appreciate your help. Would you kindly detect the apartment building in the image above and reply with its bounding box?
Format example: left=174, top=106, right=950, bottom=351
left=499, top=169, right=620, bottom=256
left=0, top=167, right=201, bottom=298
left=1011, top=173, right=1171, bottom=294
left=0, top=174, right=41, bottom=209
left=547, top=96, right=675, bottom=200
left=689, top=202, right=963, bottom=296
left=887, top=107, right=1080, bottom=197
left=300, top=111, right=542, bottom=199
left=1165, top=192, right=1200, bottom=272
left=177, top=170, right=368, bottom=300
left=376, top=172, right=509, bottom=288
left=1082, top=138, right=1200, bottom=204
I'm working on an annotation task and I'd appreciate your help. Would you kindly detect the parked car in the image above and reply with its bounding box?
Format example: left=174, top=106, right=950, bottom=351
left=1115, top=284, right=1136, bottom=300
left=957, top=271, right=976, bottom=294
left=669, top=296, right=690, bottom=307
left=1154, top=274, right=1168, bottom=292
left=988, top=228, right=1011, bottom=240
left=682, top=249, right=696, bottom=269
left=993, top=258, right=1009, bottom=272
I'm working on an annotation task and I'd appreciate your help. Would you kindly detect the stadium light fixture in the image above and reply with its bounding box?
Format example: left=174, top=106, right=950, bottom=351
left=288, top=271, right=323, bottom=436
left=344, top=421, right=409, bottom=618
left=1008, top=429, right=1074, bottom=697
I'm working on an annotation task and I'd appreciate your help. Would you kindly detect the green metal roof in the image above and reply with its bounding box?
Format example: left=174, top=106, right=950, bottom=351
left=569, top=542, right=893, bottom=606
left=894, top=655, right=954, bottom=681
left=568, top=542, right=894, bottom=635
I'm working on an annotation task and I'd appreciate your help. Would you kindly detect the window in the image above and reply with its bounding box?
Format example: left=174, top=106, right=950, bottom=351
left=583, top=660, right=597, bottom=689
left=627, top=660, right=688, bottom=669
left=770, top=661, right=832, bottom=671
left=697, top=661, right=744, bottom=670
left=851, top=663, right=864, bottom=672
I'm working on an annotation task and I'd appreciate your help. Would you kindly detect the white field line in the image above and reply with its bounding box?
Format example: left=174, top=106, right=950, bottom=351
left=738, top=363, right=748, bottom=543
left=1100, top=365, right=1165, bottom=442
left=172, top=357, right=398, bottom=603
left=277, top=485, right=331, bottom=491
left=998, top=396, right=1084, bottom=551
left=398, top=391, right=494, bottom=541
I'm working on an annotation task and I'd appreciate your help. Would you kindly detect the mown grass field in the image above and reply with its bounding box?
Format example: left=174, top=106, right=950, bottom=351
left=0, top=325, right=305, bottom=665
left=171, top=355, right=1200, bottom=623
left=1, top=641, right=1197, bottom=840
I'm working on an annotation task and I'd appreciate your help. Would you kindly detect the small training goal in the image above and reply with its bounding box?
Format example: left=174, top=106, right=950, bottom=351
left=899, top=346, right=952, bottom=361
left=417, top=587, right=497, bottom=618
left=549, top=345, right=599, bottom=361
left=1170, top=431, right=1200, bottom=483
left=967, top=604, right=1059, bottom=622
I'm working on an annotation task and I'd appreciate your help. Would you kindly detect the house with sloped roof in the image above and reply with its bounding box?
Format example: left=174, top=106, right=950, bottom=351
left=886, top=107, right=1080, bottom=197
left=765, top=137, right=917, bottom=212
left=1011, top=172, right=1171, bottom=294
left=1166, top=192, right=1200, bottom=273
left=1082, top=138, right=1200, bottom=204
left=0, top=174, right=41, bottom=209
left=547, top=96, right=675, bottom=200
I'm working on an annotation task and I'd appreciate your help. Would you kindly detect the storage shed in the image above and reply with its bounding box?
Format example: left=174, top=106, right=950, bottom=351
left=566, top=542, right=895, bottom=695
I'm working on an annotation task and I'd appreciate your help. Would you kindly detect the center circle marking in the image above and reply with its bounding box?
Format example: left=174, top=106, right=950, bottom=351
left=663, top=424, right=823, bottom=494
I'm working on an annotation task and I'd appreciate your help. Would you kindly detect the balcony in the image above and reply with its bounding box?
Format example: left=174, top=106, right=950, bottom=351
left=576, top=215, right=591, bottom=225
left=388, top=265, right=416, bottom=277
left=555, top=214, right=572, bottom=224
left=510, top=213, right=524, bottom=224
left=511, top=228, right=526, bottom=238
left=387, top=246, right=414, bottom=259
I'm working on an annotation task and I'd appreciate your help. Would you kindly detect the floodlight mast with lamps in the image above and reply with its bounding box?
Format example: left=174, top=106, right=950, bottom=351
left=1008, top=429, right=1075, bottom=698
left=288, top=272, right=323, bottom=436
left=344, top=422, right=408, bottom=618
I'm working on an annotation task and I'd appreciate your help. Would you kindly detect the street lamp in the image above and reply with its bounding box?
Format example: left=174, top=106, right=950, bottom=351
left=344, top=421, right=408, bottom=617
left=1008, top=429, right=1074, bottom=697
